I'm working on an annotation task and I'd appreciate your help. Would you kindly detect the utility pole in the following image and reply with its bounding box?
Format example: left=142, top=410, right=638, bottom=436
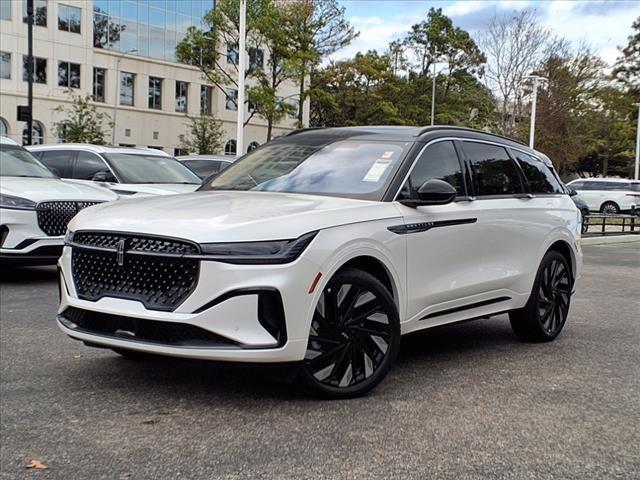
left=236, top=0, right=246, bottom=158
left=111, top=49, right=137, bottom=145
left=430, top=61, right=436, bottom=126
left=525, top=75, right=546, bottom=149
left=634, top=103, right=640, bottom=180
left=26, top=0, right=34, bottom=145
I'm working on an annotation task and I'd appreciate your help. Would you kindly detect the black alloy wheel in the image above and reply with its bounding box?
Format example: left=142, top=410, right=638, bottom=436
left=510, top=251, right=573, bottom=342
left=600, top=201, right=619, bottom=215
left=298, top=268, right=400, bottom=399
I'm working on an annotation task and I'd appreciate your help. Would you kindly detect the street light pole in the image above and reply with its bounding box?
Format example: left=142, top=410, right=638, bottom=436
left=236, top=0, right=246, bottom=158
left=111, top=49, right=137, bottom=145
left=634, top=103, right=640, bottom=180
left=26, top=0, right=34, bottom=145
left=525, top=75, right=546, bottom=149
left=430, top=61, right=436, bottom=126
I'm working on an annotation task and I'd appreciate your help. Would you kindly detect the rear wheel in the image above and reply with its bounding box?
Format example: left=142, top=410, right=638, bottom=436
left=510, top=251, right=572, bottom=342
left=297, top=268, right=400, bottom=399
left=600, top=201, right=619, bottom=215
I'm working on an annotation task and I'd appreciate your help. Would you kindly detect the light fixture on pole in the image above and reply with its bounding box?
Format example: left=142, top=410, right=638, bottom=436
left=634, top=103, right=640, bottom=180
left=236, top=0, right=246, bottom=158
left=111, top=48, right=138, bottom=145
left=524, top=75, right=547, bottom=149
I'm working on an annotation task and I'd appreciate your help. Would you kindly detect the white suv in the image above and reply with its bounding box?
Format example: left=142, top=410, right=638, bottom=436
left=27, top=144, right=201, bottom=197
left=566, top=178, right=640, bottom=214
left=57, top=127, right=582, bottom=398
left=1, top=137, right=117, bottom=265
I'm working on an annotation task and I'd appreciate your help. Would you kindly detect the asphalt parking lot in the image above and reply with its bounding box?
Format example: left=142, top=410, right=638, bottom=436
left=1, top=243, right=639, bottom=480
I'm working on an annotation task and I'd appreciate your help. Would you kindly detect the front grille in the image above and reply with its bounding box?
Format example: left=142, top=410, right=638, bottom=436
left=61, top=307, right=237, bottom=347
left=37, top=201, right=101, bottom=236
left=71, top=232, right=199, bottom=311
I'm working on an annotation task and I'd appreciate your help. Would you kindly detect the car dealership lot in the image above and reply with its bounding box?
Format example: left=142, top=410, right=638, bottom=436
left=1, top=243, right=638, bottom=479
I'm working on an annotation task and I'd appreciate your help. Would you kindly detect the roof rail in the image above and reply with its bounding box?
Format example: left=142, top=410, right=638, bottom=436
left=416, top=126, right=528, bottom=147
left=285, top=127, right=323, bottom=136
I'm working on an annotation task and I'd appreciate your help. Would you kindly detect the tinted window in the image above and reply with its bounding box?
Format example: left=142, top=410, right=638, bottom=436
left=39, top=150, right=75, bottom=177
left=0, top=145, right=57, bottom=178
left=513, top=152, right=562, bottom=194
left=400, top=140, right=465, bottom=198
left=73, top=151, right=111, bottom=180
left=183, top=159, right=222, bottom=179
left=464, top=142, right=523, bottom=196
left=569, top=181, right=585, bottom=189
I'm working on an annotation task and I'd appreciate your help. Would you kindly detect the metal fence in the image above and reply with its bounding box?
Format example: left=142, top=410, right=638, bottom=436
left=583, top=214, right=639, bottom=236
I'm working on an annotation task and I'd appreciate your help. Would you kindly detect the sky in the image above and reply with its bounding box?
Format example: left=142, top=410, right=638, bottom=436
left=335, top=0, right=640, bottom=66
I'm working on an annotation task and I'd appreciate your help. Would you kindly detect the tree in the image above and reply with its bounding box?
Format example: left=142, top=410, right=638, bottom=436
left=54, top=91, right=111, bottom=144
left=612, top=17, right=640, bottom=90
left=180, top=115, right=225, bottom=154
left=285, top=0, right=358, bottom=126
left=480, top=10, right=552, bottom=136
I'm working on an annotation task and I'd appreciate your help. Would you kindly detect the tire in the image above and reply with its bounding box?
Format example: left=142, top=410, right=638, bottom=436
left=509, top=251, right=573, bottom=343
left=111, top=348, right=159, bottom=361
left=296, top=268, right=400, bottom=399
left=600, top=201, right=619, bottom=215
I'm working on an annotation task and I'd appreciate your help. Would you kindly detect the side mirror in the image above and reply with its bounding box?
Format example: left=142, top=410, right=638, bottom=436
left=567, top=187, right=578, bottom=197
left=92, top=170, right=115, bottom=182
left=416, top=179, right=457, bottom=205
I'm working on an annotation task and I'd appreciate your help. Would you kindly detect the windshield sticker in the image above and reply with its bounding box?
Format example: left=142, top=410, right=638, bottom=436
left=363, top=159, right=392, bottom=182
left=381, top=151, right=395, bottom=159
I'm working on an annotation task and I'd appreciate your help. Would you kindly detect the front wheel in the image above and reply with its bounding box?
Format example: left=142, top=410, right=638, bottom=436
left=510, top=251, right=573, bottom=342
left=600, top=201, right=619, bottom=215
left=297, top=268, right=400, bottom=399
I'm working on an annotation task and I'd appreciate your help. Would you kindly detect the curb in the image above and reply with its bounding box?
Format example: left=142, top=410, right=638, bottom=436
left=581, top=235, right=640, bottom=246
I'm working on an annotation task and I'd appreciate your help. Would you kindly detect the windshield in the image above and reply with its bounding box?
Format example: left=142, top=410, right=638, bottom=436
left=103, top=154, right=201, bottom=184
left=199, top=140, right=410, bottom=200
left=0, top=145, right=57, bottom=178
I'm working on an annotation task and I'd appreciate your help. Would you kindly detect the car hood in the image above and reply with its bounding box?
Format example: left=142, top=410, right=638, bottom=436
left=1, top=177, right=118, bottom=203
left=110, top=183, right=200, bottom=197
left=69, top=191, right=402, bottom=242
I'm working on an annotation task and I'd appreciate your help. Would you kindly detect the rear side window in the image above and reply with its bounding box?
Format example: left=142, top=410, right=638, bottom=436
left=184, top=159, right=221, bottom=178
left=73, top=151, right=112, bottom=180
left=39, top=150, right=75, bottom=177
left=463, top=142, right=523, bottom=196
left=569, top=181, right=585, bottom=189
left=399, top=140, right=465, bottom=198
left=513, top=152, right=563, bottom=194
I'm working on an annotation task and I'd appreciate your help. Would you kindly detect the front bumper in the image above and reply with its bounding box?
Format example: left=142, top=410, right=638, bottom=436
left=57, top=246, right=321, bottom=362
left=0, top=208, right=62, bottom=264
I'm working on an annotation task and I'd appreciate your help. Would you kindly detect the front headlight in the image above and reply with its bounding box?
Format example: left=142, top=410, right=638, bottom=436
left=0, top=194, right=37, bottom=210
left=200, top=231, right=318, bottom=264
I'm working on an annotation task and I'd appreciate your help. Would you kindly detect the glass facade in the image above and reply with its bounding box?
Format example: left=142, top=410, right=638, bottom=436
left=1, top=1, right=11, bottom=20
left=58, top=61, right=81, bottom=88
left=120, top=72, right=135, bottom=105
left=93, top=68, right=106, bottom=102
left=93, top=0, right=214, bottom=63
left=58, top=4, right=81, bottom=33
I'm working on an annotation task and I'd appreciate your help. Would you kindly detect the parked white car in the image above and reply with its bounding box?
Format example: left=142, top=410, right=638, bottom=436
left=1, top=137, right=117, bottom=265
left=566, top=178, right=640, bottom=214
left=57, top=126, right=582, bottom=398
left=177, top=155, right=235, bottom=180
left=27, top=144, right=202, bottom=197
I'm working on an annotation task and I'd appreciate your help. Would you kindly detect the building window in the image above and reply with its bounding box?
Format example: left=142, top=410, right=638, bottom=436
left=225, top=89, right=238, bottom=111
left=288, top=99, right=300, bottom=119
left=1, top=1, right=11, bottom=20
left=175, top=81, right=188, bottom=112
left=58, top=61, right=80, bottom=88
left=23, top=0, right=47, bottom=26
left=200, top=85, right=212, bottom=115
left=0, top=52, right=10, bottom=79
left=247, top=141, right=260, bottom=152
left=124, top=128, right=131, bottom=137
left=22, top=56, right=47, bottom=84
left=152, top=131, right=159, bottom=140
left=224, top=140, right=236, bottom=155
left=58, top=4, right=80, bottom=33
left=93, top=67, right=105, bottom=102
left=0, top=117, right=9, bottom=137
left=148, top=77, right=162, bottom=109
left=249, top=48, right=263, bottom=70
left=22, top=121, right=45, bottom=145
left=120, top=72, right=134, bottom=106
left=227, top=43, right=239, bottom=65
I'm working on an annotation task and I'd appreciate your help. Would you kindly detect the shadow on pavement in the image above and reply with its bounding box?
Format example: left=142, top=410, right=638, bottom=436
left=0, top=265, right=57, bottom=284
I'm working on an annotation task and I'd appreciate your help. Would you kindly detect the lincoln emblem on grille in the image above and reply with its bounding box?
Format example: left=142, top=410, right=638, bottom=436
left=116, top=239, right=126, bottom=267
